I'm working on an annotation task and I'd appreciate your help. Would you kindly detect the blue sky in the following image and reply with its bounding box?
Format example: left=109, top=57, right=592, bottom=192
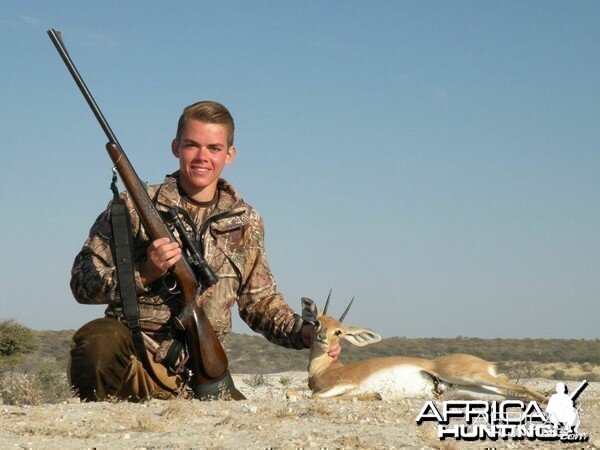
left=0, top=1, right=598, bottom=338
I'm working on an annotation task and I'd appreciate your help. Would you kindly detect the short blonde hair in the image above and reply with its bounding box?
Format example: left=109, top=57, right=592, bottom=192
left=176, top=101, right=235, bottom=146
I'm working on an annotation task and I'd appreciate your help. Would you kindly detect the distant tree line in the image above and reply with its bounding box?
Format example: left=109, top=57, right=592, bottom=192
left=1, top=319, right=598, bottom=374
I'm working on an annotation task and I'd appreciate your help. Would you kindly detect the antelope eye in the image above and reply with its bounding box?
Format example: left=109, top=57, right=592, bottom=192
left=334, top=329, right=342, bottom=336
left=314, top=321, right=321, bottom=330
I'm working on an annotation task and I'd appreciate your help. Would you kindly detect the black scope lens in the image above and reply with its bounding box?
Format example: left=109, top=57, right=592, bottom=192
left=197, top=265, right=219, bottom=287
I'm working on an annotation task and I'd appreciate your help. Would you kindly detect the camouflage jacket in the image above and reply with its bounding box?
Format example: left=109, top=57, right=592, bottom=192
left=71, top=172, right=306, bottom=357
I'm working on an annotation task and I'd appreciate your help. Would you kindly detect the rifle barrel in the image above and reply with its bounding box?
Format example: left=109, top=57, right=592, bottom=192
left=47, top=28, right=120, bottom=147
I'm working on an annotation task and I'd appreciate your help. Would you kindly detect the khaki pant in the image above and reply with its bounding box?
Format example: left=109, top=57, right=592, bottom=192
left=69, top=318, right=186, bottom=402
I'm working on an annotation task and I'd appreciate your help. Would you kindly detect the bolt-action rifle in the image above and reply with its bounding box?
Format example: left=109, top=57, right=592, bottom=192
left=47, top=28, right=244, bottom=400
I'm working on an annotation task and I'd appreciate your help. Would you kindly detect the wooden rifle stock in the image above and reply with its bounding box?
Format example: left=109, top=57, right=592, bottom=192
left=47, top=27, right=231, bottom=394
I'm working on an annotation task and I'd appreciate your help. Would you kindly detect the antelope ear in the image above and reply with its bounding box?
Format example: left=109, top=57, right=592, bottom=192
left=301, top=297, right=320, bottom=323
left=342, top=327, right=382, bottom=347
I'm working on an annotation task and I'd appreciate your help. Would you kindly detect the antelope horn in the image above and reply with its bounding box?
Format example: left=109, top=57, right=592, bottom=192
left=339, top=297, right=354, bottom=323
left=322, top=289, right=332, bottom=315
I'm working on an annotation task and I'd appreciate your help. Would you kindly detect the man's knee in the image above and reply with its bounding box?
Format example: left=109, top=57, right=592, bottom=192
left=70, top=318, right=135, bottom=401
left=72, top=318, right=136, bottom=367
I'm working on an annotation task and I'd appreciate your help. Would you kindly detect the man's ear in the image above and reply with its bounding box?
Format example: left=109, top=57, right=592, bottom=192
left=301, top=297, right=319, bottom=324
left=342, top=327, right=382, bottom=347
left=225, top=146, right=236, bottom=165
left=171, top=139, right=180, bottom=158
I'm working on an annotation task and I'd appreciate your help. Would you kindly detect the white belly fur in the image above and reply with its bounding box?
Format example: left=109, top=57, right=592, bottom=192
left=359, top=365, right=433, bottom=399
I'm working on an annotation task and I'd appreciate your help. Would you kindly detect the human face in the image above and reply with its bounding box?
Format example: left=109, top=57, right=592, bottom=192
left=171, top=120, right=236, bottom=202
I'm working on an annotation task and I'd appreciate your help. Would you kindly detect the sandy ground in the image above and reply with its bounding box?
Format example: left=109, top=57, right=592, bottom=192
left=1, top=373, right=598, bottom=449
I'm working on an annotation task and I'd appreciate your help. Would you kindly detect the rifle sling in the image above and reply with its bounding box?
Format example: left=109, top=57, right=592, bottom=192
left=110, top=195, right=178, bottom=395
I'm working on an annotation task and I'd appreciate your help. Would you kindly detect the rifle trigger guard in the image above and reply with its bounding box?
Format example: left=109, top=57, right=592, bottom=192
left=162, top=273, right=180, bottom=294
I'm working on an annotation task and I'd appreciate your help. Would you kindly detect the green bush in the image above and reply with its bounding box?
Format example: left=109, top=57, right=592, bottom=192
left=0, top=320, right=74, bottom=404
left=0, top=319, right=39, bottom=373
left=0, top=319, right=38, bottom=358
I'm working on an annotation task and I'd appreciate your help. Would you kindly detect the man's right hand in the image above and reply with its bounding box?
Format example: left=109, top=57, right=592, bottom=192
left=139, top=238, right=182, bottom=286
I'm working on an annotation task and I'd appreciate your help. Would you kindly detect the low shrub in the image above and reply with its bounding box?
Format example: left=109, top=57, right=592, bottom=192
left=0, top=371, right=43, bottom=406
left=243, top=373, right=271, bottom=387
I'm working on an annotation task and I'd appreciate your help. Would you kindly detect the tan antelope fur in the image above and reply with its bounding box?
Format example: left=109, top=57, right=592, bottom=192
left=301, top=297, right=547, bottom=403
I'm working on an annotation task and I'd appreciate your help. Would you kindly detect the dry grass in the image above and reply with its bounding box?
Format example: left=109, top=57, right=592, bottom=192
left=540, top=362, right=600, bottom=381
left=133, top=411, right=167, bottom=432
left=215, top=415, right=234, bottom=427
left=159, top=395, right=196, bottom=419
left=270, top=405, right=299, bottom=419
left=333, top=434, right=373, bottom=447
left=0, top=372, right=43, bottom=406
left=304, top=401, right=336, bottom=417
left=499, top=361, right=600, bottom=382
left=417, top=423, right=459, bottom=450
left=243, top=372, right=272, bottom=388
left=2, top=359, right=72, bottom=402
left=277, top=375, right=295, bottom=386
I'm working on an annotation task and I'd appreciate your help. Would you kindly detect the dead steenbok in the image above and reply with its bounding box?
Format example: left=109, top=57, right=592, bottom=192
left=301, top=295, right=547, bottom=403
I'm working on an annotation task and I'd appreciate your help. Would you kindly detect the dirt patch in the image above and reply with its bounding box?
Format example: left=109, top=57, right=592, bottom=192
left=1, top=373, right=598, bottom=448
